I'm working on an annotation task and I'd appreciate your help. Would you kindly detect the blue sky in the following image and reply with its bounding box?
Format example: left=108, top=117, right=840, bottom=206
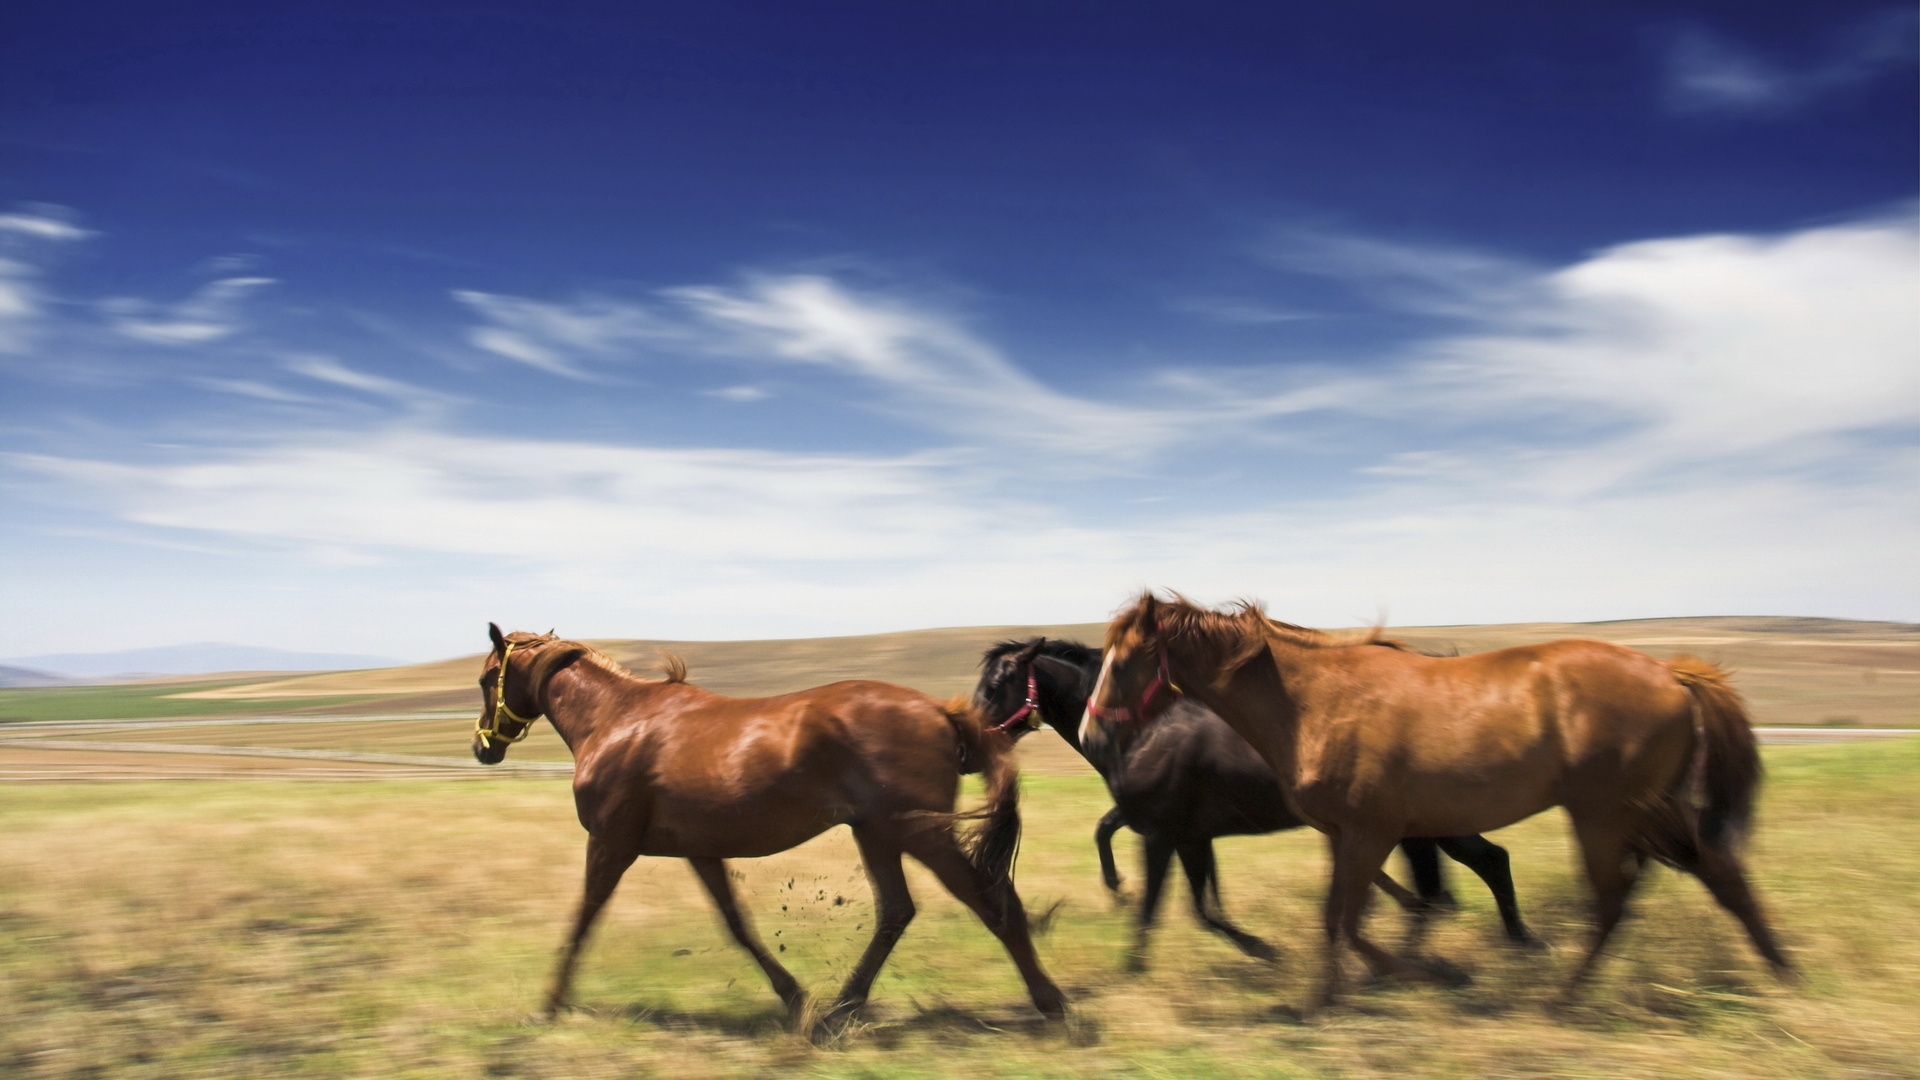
left=2, top=2, right=1915, bottom=660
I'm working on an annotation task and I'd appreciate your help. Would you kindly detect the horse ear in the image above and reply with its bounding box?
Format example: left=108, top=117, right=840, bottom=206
left=488, top=622, right=507, bottom=653
left=1140, top=592, right=1159, bottom=634
left=1015, top=637, right=1047, bottom=664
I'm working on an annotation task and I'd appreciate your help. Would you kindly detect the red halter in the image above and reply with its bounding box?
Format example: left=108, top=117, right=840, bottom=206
left=988, top=664, right=1044, bottom=734
left=1085, top=647, right=1178, bottom=727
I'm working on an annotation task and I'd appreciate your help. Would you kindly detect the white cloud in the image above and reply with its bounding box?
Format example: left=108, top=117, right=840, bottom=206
left=459, top=273, right=1189, bottom=457
left=0, top=212, right=93, bottom=242
left=706, top=385, right=769, bottom=402
left=194, top=378, right=320, bottom=404
left=1661, top=12, right=1917, bottom=116
left=453, top=289, right=679, bottom=379
left=5, top=432, right=1003, bottom=565
left=282, top=354, right=452, bottom=409
left=1394, top=215, right=1920, bottom=472
left=101, top=276, right=276, bottom=345
left=1204, top=213, right=1920, bottom=491
left=0, top=258, right=39, bottom=354
left=0, top=206, right=95, bottom=353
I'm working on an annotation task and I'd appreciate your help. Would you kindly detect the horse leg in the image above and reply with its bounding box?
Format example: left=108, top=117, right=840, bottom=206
left=686, top=857, right=806, bottom=1017
left=1176, top=839, right=1277, bottom=961
left=1675, top=840, right=1794, bottom=976
left=1403, top=837, right=1453, bottom=909
left=546, top=833, right=640, bottom=1018
left=821, top=827, right=917, bottom=1025
left=901, top=829, right=1067, bottom=1019
left=1561, top=817, right=1643, bottom=999
left=1396, top=837, right=1445, bottom=951
left=1094, top=805, right=1128, bottom=896
left=1435, top=835, right=1538, bottom=947
left=1126, top=832, right=1177, bottom=972
left=1317, top=829, right=1425, bottom=1010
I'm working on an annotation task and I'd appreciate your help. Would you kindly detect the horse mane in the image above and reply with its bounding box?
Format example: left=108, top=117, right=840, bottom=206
left=504, top=630, right=688, bottom=684
left=1106, top=593, right=1410, bottom=670
left=980, top=637, right=1101, bottom=670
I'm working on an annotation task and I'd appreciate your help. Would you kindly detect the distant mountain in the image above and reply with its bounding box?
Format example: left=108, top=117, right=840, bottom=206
left=5, top=643, right=402, bottom=682
left=0, top=664, right=69, bottom=688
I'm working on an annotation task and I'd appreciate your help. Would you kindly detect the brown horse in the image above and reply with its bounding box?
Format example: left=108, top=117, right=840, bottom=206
left=1080, top=593, right=1792, bottom=1009
left=472, top=624, right=1066, bottom=1028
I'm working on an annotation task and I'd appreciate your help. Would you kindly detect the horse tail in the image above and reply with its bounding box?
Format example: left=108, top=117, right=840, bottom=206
left=1668, top=656, right=1763, bottom=850
left=941, top=697, right=1024, bottom=893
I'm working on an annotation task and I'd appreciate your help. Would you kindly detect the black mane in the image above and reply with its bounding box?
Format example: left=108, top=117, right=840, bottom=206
left=980, top=637, right=1101, bottom=670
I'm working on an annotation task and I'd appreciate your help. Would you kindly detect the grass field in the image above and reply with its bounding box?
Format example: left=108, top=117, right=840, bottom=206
left=3, top=739, right=1916, bottom=1079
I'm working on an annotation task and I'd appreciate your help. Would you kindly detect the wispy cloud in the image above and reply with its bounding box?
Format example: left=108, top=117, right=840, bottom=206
left=1660, top=10, right=1917, bottom=117
left=460, top=273, right=1191, bottom=458
left=6, top=432, right=998, bottom=565
left=282, top=355, right=454, bottom=410
left=0, top=204, right=94, bottom=354
left=1171, top=297, right=1322, bottom=325
left=0, top=211, right=94, bottom=242
left=453, top=289, right=679, bottom=380
left=100, top=276, right=276, bottom=345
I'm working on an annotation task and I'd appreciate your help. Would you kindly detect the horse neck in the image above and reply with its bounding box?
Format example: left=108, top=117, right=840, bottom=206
left=538, top=658, right=641, bottom=754
left=1174, top=637, right=1305, bottom=784
left=1036, top=655, right=1094, bottom=758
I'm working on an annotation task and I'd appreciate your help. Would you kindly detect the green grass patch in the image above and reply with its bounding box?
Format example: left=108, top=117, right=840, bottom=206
left=0, top=680, right=383, bottom=723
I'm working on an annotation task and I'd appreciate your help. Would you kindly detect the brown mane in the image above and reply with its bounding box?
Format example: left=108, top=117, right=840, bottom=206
left=503, top=631, right=686, bottom=684
left=1107, top=592, right=1407, bottom=674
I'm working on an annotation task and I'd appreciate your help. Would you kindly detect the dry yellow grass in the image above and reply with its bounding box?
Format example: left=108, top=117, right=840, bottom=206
left=3, top=739, right=1915, bottom=1079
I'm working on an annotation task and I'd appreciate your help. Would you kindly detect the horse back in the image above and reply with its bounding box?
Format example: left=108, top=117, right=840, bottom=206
left=1289, top=638, right=1699, bottom=835
left=573, top=679, right=965, bottom=857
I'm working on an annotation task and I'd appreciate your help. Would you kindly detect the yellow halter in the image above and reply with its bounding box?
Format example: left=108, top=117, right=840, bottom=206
left=475, top=641, right=542, bottom=748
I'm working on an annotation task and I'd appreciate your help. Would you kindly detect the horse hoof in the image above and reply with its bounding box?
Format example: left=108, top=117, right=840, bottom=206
left=1241, top=939, right=1281, bottom=963
left=808, top=999, right=860, bottom=1042
left=1509, top=931, right=1550, bottom=952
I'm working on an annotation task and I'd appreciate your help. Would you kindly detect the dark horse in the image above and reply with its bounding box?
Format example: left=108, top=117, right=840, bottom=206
left=473, top=624, right=1065, bottom=1028
left=1083, top=594, right=1793, bottom=1009
left=974, top=638, right=1534, bottom=968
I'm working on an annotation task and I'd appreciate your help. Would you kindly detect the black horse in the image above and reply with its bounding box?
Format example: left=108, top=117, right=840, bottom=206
left=974, top=637, right=1536, bottom=967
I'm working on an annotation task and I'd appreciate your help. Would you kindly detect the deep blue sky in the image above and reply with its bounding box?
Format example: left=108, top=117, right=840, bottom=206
left=1, top=2, right=1915, bottom=658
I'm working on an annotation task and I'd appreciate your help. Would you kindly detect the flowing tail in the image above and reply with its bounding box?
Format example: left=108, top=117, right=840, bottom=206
left=942, top=697, right=1024, bottom=893
left=1668, top=656, right=1763, bottom=850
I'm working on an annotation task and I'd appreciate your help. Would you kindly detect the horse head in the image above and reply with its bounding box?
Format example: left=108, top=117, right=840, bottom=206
left=972, top=637, right=1053, bottom=738
left=473, top=623, right=578, bottom=763
left=1079, top=593, right=1182, bottom=760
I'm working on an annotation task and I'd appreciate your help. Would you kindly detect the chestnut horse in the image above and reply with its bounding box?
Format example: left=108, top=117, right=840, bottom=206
left=1080, top=594, right=1792, bottom=1008
left=472, top=625, right=1065, bottom=1027
left=973, top=637, right=1535, bottom=969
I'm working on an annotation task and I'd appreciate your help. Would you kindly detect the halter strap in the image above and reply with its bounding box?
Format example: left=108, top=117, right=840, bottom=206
left=1085, top=647, right=1179, bottom=727
left=475, top=641, right=543, bottom=748
left=988, top=665, right=1045, bottom=734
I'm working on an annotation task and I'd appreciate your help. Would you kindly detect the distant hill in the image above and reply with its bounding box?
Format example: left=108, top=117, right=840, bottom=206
left=154, top=615, right=1918, bottom=728
left=5, top=643, right=401, bottom=683
left=0, top=664, right=68, bottom=689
